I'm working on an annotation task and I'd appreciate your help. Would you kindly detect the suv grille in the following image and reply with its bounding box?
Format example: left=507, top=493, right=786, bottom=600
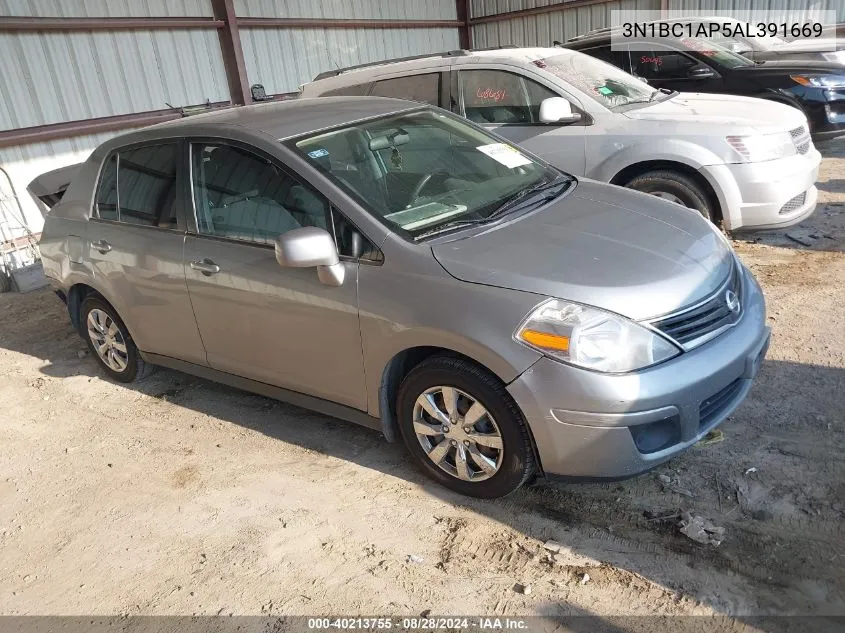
left=651, top=263, right=742, bottom=348
left=779, top=191, right=807, bottom=215
left=790, top=125, right=811, bottom=155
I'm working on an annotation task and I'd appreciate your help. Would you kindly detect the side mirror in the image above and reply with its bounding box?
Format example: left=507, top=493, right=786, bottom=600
left=688, top=66, right=715, bottom=80
left=539, top=97, right=582, bottom=124
left=275, top=226, right=345, bottom=286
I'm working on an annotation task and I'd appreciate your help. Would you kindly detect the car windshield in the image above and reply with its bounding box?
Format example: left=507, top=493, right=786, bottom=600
left=535, top=52, right=655, bottom=109
left=290, top=109, right=566, bottom=239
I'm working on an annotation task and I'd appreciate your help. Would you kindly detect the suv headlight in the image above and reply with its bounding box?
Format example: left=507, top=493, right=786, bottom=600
left=726, top=132, right=796, bottom=163
left=791, top=74, right=845, bottom=88
left=514, top=299, right=680, bottom=373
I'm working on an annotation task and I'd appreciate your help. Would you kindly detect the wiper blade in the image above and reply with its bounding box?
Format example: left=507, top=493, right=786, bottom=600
left=413, top=218, right=487, bottom=240
left=487, top=177, right=571, bottom=220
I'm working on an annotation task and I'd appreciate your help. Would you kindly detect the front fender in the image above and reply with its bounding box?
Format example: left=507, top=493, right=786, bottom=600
left=592, top=139, right=727, bottom=184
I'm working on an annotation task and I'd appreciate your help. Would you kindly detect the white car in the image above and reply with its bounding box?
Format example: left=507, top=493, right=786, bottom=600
left=301, top=47, right=821, bottom=230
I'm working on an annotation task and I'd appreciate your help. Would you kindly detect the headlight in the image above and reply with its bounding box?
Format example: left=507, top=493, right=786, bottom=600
left=726, top=132, right=795, bottom=163
left=790, top=74, right=845, bottom=88
left=514, top=299, right=680, bottom=373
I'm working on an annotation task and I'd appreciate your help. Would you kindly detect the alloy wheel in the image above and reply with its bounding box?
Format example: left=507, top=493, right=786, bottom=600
left=87, top=308, right=129, bottom=372
left=412, top=386, right=503, bottom=482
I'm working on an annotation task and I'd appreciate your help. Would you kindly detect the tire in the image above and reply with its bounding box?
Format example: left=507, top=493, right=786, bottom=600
left=625, top=170, right=714, bottom=223
left=80, top=295, right=152, bottom=383
left=396, top=355, right=535, bottom=498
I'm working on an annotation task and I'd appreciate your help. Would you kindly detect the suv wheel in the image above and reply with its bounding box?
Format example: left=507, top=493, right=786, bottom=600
left=625, top=170, right=714, bottom=223
left=396, top=356, right=535, bottom=498
left=81, top=295, right=151, bottom=383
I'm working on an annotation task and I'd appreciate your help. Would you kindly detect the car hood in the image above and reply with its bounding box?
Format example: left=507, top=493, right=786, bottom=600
left=622, top=92, right=806, bottom=133
left=431, top=180, right=734, bottom=321
left=735, top=58, right=844, bottom=74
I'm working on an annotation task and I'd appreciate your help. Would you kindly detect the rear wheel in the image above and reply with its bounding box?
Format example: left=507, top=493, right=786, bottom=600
left=625, top=170, right=714, bottom=223
left=81, top=295, right=151, bottom=383
left=396, top=356, right=535, bottom=498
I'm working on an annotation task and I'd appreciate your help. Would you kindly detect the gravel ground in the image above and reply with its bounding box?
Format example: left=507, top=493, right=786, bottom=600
left=1, top=140, right=843, bottom=623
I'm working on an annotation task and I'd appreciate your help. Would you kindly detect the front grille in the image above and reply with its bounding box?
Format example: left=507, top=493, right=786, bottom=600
left=699, top=379, right=743, bottom=428
left=652, top=263, right=742, bottom=347
left=779, top=191, right=807, bottom=215
left=789, top=125, right=811, bottom=155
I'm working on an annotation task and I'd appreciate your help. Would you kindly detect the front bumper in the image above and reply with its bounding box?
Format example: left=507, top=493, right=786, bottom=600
left=701, top=150, right=820, bottom=231
left=507, top=265, right=769, bottom=479
left=800, top=87, right=845, bottom=142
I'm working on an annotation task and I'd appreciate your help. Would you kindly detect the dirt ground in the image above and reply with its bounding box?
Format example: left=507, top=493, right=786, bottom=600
left=1, top=141, right=843, bottom=624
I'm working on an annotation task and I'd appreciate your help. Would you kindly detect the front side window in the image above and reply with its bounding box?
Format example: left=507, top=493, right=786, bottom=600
left=370, top=73, right=441, bottom=106
left=290, top=109, right=568, bottom=240
left=630, top=47, right=698, bottom=80
left=190, top=143, right=330, bottom=245
left=459, top=69, right=557, bottom=125
left=94, top=144, right=178, bottom=226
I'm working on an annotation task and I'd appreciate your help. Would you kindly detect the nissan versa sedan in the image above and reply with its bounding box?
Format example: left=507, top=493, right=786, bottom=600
left=35, top=98, right=770, bottom=498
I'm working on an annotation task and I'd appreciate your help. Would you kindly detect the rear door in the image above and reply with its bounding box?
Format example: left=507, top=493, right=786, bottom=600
left=86, top=141, right=207, bottom=365
left=453, top=67, right=587, bottom=175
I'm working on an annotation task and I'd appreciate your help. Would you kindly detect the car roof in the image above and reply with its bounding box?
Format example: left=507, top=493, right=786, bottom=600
left=305, top=47, right=578, bottom=91
left=105, top=96, right=420, bottom=147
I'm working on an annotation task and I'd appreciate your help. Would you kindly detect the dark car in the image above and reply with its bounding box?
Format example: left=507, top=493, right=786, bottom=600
left=564, top=32, right=845, bottom=142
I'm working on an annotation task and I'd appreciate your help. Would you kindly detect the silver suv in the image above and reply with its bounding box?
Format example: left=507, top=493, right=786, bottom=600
left=35, top=98, right=770, bottom=497
left=301, top=47, right=820, bottom=231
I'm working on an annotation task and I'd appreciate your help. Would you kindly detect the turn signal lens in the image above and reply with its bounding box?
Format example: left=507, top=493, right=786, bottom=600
left=520, top=329, right=570, bottom=351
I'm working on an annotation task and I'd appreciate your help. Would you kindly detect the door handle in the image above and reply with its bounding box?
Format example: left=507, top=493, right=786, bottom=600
left=190, top=258, right=220, bottom=276
left=90, top=239, right=112, bottom=254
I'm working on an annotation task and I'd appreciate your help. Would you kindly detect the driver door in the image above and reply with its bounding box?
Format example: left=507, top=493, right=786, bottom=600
left=454, top=68, right=586, bottom=176
left=183, top=140, right=367, bottom=410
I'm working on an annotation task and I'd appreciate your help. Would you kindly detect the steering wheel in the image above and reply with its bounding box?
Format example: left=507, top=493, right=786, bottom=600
left=407, top=171, right=449, bottom=208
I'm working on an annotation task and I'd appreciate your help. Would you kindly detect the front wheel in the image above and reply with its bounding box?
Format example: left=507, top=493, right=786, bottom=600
left=396, top=356, right=535, bottom=498
left=625, top=170, right=714, bottom=223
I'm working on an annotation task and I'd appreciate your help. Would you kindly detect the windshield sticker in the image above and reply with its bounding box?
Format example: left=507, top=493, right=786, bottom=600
left=476, top=143, right=532, bottom=168
left=475, top=88, right=507, bottom=102
left=597, top=86, right=614, bottom=95
left=307, top=148, right=329, bottom=159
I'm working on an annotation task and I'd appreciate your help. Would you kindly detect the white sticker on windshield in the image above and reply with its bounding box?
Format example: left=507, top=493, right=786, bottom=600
left=476, top=143, right=532, bottom=168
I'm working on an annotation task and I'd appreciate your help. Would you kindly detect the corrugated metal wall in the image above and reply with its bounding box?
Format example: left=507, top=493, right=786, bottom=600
left=665, top=0, right=845, bottom=24
left=0, top=0, right=461, bottom=244
left=470, top=0, right=661, bottom=48
left=236, top=0, right=460, bottom=95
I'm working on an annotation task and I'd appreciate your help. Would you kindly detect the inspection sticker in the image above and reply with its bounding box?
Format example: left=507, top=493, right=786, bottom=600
left=307, top=148, right=329, bottom=159
left=476, top=143, right=532, bottom=168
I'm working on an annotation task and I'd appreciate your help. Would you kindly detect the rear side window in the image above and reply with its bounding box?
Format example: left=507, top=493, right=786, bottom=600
left=95, top=144, right=179, bottom=228
left=370, top=73, right=441, bottom=106
left=118, top=144, right=179, bottom=227
left=96, top=155, right=118, bottom=221
left=583, top=45, right=631, bottom=73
